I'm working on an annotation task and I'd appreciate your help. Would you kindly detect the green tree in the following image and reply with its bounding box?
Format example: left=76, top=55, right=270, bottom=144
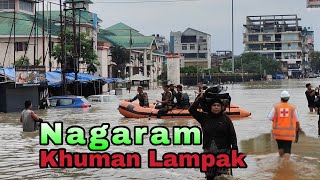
left=110, top=45, right=130, bottom=78
left=222, top=52, right=282, bottom=75
left=310, top=51, right=320, bottom=72
left=52, top=31, right=99, bottom=74
left=14, top=56, right=30, bottom=66
left=180, top=66, right=198, bottom=74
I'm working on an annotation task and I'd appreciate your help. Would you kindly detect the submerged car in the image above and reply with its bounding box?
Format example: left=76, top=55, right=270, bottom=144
left=48, top=96, right=92, bottom=108
left=87, top=95, right=119, bottom=103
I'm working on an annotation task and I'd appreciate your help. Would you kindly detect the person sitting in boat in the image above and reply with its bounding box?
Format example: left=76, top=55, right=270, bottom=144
left=126, top=86, right=149, bottom=107
left=189, top=93, right=238, bottom=180
left=155, top=84, right=173, bottom=118
left=169, top=84, right=177, bottom=107
left=175, top=85, right=190, bottom=109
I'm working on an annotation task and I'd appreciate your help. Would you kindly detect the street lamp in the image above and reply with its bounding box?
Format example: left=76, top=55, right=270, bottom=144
left=231, top=0, right=235, bottom=74
left=118, top=70, right=121, bottom=78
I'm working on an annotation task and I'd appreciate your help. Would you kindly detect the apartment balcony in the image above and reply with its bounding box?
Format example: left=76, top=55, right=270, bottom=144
left=243, top=39, right=301, bottom=44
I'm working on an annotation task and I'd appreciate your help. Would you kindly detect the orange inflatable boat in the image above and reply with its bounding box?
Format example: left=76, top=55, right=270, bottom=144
left=118, top=101, right=251, bottom=120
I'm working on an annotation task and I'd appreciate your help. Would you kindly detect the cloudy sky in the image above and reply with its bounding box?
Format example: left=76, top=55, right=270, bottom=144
left=86, top=0, right=320, bottom=55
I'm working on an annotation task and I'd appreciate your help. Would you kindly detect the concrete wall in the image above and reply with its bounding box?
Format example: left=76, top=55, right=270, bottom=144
left=96, top=44, right=111, bottom=92
left=0, top=37, right=58, bottom=70
left=166, top=54, right=181, bottom=85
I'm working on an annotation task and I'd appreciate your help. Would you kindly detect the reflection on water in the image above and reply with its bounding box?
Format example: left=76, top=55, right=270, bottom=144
left=240, top=133, right=320, bottom=180
left=1, top=79, right=320, bottom=179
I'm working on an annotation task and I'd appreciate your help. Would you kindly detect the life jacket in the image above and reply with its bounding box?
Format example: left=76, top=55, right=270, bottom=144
left=162, top=91, right=174, bottom=107
left=272, top=102, right=297, bottom=141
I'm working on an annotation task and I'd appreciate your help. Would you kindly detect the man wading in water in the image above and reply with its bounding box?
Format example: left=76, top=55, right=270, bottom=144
left=267, top=90, right=302, bottom=160
left=20, top=101, right=43, bottom=132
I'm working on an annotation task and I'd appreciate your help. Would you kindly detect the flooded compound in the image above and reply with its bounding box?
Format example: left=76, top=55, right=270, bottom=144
left=0, top=79, right=320, bottom=180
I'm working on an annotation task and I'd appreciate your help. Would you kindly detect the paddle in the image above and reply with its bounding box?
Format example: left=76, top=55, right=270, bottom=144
left=148, top=102, right=159, bottom=120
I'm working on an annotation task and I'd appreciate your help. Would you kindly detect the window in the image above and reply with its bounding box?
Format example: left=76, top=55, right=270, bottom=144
left=248, top=35, right=259, bottom=42
left=190, top=44, right=195, bottom=50
left=19, top=0, right=33, bottom=12
left=0, top=0, right=14, bottom=10
left=49, top=99, right=58, bottom=107
left=59, top=99, right=74, bottom=106
left=15, top=42, right=28, bottom=51
left=182, top=44, right=187, bottom=50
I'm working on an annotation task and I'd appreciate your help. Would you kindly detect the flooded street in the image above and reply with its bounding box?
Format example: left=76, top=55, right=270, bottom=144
left=1, top=79, right=320, bottom=179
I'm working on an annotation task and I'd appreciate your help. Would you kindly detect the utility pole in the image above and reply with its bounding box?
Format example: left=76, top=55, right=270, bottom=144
left=42, top=0, right=45, bottom=65
left=197, top=44, right=199, bottom=83
left=129, top=29, right=132, bottom=86
left=60, top=0, right=66, bottom=95
left=34, top=0, right=37, bottom=65
left=72, top=0, right=78, bottom=95
left=13, top=0, right=16, bottom=65
left=49, top=2, right=52, bottom=71
left=231, top=0, right=234, bottom=74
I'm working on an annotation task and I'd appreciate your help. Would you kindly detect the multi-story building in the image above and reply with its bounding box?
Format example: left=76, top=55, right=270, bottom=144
left=0, top=0, right=101, bottom=72
left=243, top=15, right=305, bottom=77
left=301, top=27, right=314, bottom=75
left=170, top=28, right=211, bottom=68
left=98, top=23, right=165, bottom=89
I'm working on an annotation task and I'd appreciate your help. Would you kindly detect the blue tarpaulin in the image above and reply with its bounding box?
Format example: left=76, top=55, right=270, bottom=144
left=0, top=68, right=117, bottom=87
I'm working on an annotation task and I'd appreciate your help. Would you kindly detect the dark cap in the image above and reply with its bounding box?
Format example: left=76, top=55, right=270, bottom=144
left=206, top=98, right=224, bottom=106
left=137, top=86, right=143, bottom=90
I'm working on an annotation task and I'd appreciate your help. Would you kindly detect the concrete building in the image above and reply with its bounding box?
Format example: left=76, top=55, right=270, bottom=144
left=211, top=51, right=232, bottom=68
left=243, top=15, right=307, bottom=77
left=170, top=28, right=211, bottom=68
left=301, top=27, right=314, bottom=74
left=98, top=23, right=165, bottom=89
left=0, top=0, right=101, bottom=73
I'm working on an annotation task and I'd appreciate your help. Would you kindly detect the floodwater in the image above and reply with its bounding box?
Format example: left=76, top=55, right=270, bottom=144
left=0, top=79, right=320, bottom=180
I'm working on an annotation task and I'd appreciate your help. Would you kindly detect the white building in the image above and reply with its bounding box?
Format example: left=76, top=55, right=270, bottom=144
left=170, top=28, right=211, bottom=68
left=243, top=15, right=307, bottom=77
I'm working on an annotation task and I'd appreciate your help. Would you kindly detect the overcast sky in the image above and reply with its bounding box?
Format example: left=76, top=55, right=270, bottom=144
left=86, top=0, right=320, bottom=55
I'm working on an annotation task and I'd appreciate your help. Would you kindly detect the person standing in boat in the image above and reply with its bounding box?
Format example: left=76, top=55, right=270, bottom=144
left=175, top=85, right=190, bottom=109
left=126, top=86, right=149, bottom=107
left=267, top=90, right=301, bottom=161
left=156, top=84, right=173, bottom=118
left=20, top=101, right=44, bottom=132
left=189, top=92, right=238, bottom=180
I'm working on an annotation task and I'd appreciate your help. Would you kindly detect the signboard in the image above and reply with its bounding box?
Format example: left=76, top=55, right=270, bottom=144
left=307, top=0, right=320, bottom=8
left=15, top=66, right=46, bottom=86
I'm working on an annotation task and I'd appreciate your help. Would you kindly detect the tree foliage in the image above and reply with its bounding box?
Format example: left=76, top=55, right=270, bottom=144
left=52, top=31, right=99, bottom=74
left=14, top=56, right=30, bottom=66
left=310, top=51, right=320, bottom=72
left=180, top=66, right=220, bottom=74
left=110, top=45, right=130, bottom=78
left=221, top=52, right=282, bottom=75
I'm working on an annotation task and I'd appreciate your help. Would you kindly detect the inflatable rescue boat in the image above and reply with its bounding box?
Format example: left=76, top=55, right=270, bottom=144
left=118, top=101, right=251, bottom=120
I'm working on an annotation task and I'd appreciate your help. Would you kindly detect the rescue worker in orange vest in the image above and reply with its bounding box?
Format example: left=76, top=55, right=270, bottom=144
left=267, top=90, right=301, bottom=160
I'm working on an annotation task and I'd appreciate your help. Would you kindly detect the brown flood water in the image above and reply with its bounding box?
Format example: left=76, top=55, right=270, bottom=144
left=0, top=79, right=320, bottom=179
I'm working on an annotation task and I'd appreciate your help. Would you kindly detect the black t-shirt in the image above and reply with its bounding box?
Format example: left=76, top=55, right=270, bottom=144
left=305, top=90, right=316, bottom=104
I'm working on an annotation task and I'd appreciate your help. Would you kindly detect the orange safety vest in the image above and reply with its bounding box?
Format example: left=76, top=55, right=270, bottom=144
left=272, top=102, right=297, bottom=141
